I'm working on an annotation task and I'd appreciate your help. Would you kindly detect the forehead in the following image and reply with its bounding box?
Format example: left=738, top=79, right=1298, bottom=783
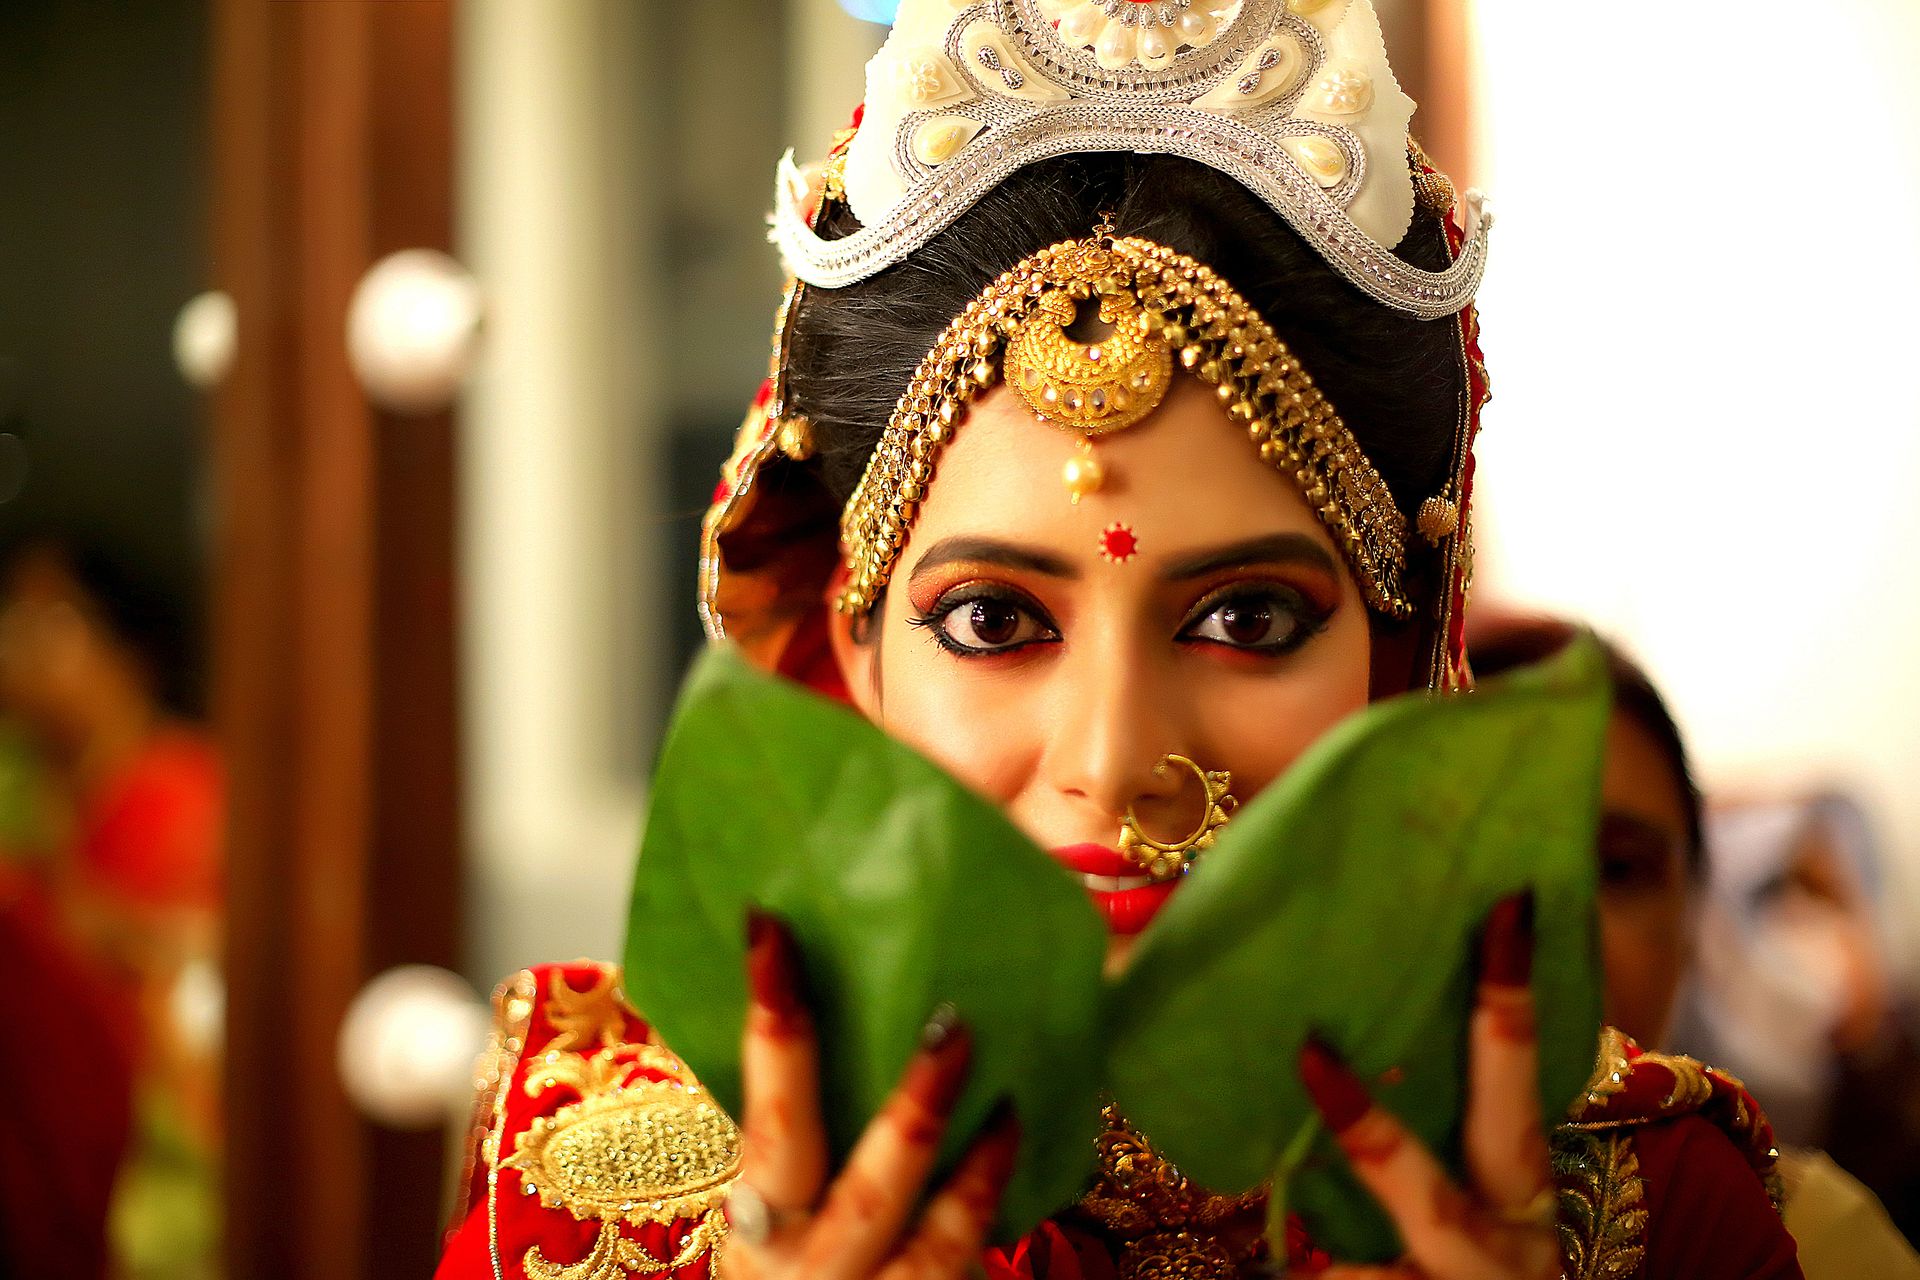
left=902, top=373, right=1337, bottom=561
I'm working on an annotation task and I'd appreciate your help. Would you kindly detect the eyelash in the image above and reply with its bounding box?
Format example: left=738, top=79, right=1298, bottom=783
left=1176, top=582, right=1332, bottom=657
left=907, top=584, right=1060, bottom=657
left=907, top=580, right=1333, bottom=659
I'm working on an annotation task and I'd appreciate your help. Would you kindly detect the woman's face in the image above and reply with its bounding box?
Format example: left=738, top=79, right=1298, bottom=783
left=833, top=375, right=1373, bottom=957
left=1594, top=710, right=1696, bottom=1046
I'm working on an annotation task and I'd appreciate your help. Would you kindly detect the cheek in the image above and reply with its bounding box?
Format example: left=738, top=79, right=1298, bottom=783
left=1598, top=894, right=1687, bottom=1038
left=1195, top=609, right=1372, bottom=796
left=871, top=620, right=1043, bottom=806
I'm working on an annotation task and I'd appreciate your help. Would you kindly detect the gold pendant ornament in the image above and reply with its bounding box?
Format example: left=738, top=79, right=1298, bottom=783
left=1007, top=286, right=1175, bottom=438
left=1118, top=754, right=1237, bottom=878
left=1004, top=241, right=1174, bottom=506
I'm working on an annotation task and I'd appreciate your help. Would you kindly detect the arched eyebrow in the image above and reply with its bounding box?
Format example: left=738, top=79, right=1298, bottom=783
left=907, top=536, right=1079, bottom=587
left=1163, top=533, right=1337, bottom=580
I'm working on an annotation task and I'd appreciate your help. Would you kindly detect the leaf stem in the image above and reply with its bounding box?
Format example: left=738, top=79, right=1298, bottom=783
left=1265, top=1115, right=1324, bottom=1266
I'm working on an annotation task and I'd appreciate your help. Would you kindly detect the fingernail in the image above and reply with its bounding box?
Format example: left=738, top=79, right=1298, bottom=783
left=1479, top=891, right=1535, bottom=989
left=1298, top=1036, right=1371, bottom=1135
left=745, top=909, right=807, bottom=1027
left=921, top=1001, right=961, bottom=1052
left=904, top=1008, right=973, bottom=1117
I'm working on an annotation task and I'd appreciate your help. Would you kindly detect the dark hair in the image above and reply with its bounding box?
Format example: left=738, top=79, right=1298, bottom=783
left=785, top=154, right=1465, bottom=608
left=1467, top=614, right=1705, bottom=874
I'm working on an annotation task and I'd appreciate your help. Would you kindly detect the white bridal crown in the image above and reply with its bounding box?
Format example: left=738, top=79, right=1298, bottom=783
left=773, top=0, right=1488, bottom=319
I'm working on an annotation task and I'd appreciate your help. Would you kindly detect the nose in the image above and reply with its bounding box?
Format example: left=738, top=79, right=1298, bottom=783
left=1044, top=632, right=1190, bottom=823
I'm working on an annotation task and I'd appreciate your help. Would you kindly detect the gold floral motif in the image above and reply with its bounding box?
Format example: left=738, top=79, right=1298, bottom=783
left=521, top=1209, right=728, bottom=1280
left=836, top=233, right=1415, bottom=620
left=1551, top=1130, right=1648, bottom=1280
left=505, top=1049, right=741, bottom=1226
left=499, top=1039, right=740, bottom=1280
left=544, top=968, right=631, bottom=1054
left=1571, top=1028, right=1742, bottom=1123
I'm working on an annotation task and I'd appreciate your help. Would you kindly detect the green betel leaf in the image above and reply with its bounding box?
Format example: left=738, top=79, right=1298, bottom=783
left=623, top=645, right=1109, bottom=1238
left=1106, top=636, right=1609, bottom=1263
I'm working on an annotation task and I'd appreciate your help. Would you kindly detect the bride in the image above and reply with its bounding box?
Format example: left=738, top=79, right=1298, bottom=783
left=435, top=3, right=1801, bottom=1277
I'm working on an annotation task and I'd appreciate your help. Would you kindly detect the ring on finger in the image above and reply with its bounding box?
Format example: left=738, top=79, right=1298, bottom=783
left=723, top=1181, right=810, bottom=1247
left=1492, top=1184, right=1558, bottom=1230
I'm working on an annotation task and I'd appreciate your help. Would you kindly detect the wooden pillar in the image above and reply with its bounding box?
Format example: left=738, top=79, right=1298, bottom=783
left=209, top=2, right=460, bottom=1275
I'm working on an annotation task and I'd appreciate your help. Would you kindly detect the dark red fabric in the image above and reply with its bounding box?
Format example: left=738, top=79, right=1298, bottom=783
left=1560, top=1034, right=1803, bottom=1280
left=983, top=1218, right=1116, bottom=1279
left=1636, top=1115, right=1803, bottom=1280
left=775, top=603, right=850, bottom=706
left=1570, top=1037, right=1784, bottom=1190
left=0, top=873, right=135, bottom=1280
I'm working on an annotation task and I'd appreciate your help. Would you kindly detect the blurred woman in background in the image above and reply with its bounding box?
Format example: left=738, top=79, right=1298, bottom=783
left=1470, top=614, right=1920, bottom=1279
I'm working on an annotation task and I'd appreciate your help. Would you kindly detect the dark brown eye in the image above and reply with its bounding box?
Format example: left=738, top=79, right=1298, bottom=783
left=923, top=590, right=1057, bottom=655
left=1217, top=600, right=1275, bottom=646
left=1181, top=587, right=1317, bottom=653
left=965, top=599, right=1021, bottom=647
left=1595, top=812, right=1684, bottom=894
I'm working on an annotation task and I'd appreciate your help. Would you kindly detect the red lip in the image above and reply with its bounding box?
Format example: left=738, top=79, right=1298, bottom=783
left=1050, top=842, right=1141, bottom=877
left=1092, top=879, right=1180, bottom=935
left=1050, top=843, right=1183, bottom=936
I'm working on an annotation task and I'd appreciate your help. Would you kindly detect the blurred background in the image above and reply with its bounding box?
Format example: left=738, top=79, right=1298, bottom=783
left=1, top=0, right=1915, bottom=1275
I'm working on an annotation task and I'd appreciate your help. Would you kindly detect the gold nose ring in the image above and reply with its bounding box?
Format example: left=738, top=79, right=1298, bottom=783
left=1117, top=753, right=1237, bottom=879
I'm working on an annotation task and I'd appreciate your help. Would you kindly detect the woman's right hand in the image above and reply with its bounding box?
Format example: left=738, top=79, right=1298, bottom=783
left=718, top=911, right=1021, bottom=1279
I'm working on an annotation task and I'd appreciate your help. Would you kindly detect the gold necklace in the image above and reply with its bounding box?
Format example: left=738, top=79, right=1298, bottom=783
left=1071, top=1106, right=1269, bottom=1280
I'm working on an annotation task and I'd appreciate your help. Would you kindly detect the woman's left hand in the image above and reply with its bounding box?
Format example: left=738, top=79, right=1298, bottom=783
left=1296, top=893, right=1561, bottom=1280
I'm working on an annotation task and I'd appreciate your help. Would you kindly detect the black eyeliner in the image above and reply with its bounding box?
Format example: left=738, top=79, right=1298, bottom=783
left=1176, top=582, right=1332, bottom=656
left=908, top=582, right=1059, bottom=657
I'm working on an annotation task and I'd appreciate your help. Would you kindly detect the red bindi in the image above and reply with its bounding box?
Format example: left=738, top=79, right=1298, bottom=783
left=1099, top=522, right=1139, bottom=563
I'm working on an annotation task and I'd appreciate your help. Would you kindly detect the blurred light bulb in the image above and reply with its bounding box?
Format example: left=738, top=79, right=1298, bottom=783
left=338, top=964, right=489, bottom=1129
left=173, top=291, right=236, bottom=390
left=170, top=956, right=224, bottom=1058
left=346, top=249, right=484, bottom=414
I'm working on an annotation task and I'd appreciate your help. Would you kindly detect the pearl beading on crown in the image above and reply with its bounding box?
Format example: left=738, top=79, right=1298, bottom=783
left=772, top=0, right=1489, bottom=320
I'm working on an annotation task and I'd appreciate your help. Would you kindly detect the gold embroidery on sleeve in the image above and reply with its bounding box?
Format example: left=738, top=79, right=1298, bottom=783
left=519, top=1209, right=729, bottom=1280
left=1573, top=1026, right=1636, bottom=1114
left=1629, top=1048, right=1720, bottom=1112
left=503, top=1044, right=741, bottom=1279
left=1552, top=1130, right=1648, bottom=1280
left=544, top=967, right=630, bottom=1054
left=485, top=971, right=541, bottom=1280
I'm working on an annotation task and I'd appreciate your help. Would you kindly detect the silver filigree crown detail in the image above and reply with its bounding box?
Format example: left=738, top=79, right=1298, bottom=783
left=772, top=0, right=1488, bottom=319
